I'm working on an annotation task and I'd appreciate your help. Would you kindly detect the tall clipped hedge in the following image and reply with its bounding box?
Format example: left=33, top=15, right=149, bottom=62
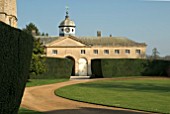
left=0, top=22, right=33, bottom=114
left=30, top=57, right=74, bottom=79
left=92, top=59, right=170, bottom=78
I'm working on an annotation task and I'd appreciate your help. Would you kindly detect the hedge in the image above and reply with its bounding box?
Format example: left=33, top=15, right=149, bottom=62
left=30, top=58, right=170, bottom=79
left=30, top=57, right=74, bottom=79
left=0, top=22, right=33, bottom=114
left=91, top=59, right=170, bottom=78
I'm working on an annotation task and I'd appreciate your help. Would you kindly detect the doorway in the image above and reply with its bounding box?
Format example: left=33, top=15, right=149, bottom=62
left=78, top=58, right=88, bottom=76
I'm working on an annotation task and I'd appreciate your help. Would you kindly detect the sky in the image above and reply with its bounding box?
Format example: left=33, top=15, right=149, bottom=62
left=17, top=0, right=170, bottom=56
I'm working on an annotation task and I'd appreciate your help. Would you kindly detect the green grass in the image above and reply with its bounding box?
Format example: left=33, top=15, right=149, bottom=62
left=26, top=79, right=68, bottom=87
left=19, top=79, right=68, bottom=114
left=56, top=78, right=170, bottom=114
left=18, top=108, right=42, bottom=114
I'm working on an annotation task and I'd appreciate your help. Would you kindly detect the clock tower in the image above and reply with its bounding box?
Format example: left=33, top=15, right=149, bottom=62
left=59, top=6, right=76, bottom=36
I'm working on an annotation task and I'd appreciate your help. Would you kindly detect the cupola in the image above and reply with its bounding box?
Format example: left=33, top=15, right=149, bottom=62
left=59, top=6, right=76, bottom=36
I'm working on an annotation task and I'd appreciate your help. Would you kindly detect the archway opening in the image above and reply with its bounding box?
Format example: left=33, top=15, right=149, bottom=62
left=78, top=58, right=88, bottom=76
left=66, top=56, right=75, bottom=76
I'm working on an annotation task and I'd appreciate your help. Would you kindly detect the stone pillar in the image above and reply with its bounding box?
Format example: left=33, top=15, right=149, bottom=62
left=75, top=59, right=79, bottom=76
left=88, top=59, right=92, bottom=76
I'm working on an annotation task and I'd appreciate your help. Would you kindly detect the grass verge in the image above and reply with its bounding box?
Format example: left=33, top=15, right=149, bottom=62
left=18, top=108, right=42, bottom=114
left=56, top=77, right=170, bottom=114
left=26, top=79, right=68, bottom=87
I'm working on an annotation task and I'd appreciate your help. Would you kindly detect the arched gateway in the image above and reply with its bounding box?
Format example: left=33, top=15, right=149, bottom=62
left=78, top=58, right=88, bottom=76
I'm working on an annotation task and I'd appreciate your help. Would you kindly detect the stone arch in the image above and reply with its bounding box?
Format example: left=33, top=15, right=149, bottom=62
left=78, top=58, right=88, bottom=76
left=65, top=56, right=75, bottom=76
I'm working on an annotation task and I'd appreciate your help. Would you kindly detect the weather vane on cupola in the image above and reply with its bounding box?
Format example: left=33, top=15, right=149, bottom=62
left=65, top=5, right=69, bottom=18
left=58, top=4, right=76, bottom=36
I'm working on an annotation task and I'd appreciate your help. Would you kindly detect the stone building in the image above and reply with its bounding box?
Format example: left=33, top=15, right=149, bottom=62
left=0, top=0, right=17, bottom=27
left=38, top=10, right=147, bottom=77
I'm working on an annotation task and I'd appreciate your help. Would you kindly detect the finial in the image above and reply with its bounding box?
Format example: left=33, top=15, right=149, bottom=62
left=65, top=5, right=69, bottom=18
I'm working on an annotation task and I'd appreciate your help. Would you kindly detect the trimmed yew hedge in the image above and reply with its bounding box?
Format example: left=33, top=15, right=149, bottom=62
left=91, top=59, right=170, bottom=78
left=0, top=22, right=33, bottom=114
left=30, top=57, right=74, bottom=79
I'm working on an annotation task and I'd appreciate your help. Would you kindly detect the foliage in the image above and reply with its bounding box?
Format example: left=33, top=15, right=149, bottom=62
left=91, top=59, right=170, bottom=78
left=18, top=108, right=42, bottom=114
left=143, top=60, right=170, bottom=76
left=22, top=23, right=47, bottom=76
left=22, top=23, right=40, bottom=36
left=26, top=79, right=68, bottom=87
left=29, top=38, right=46, bottom=76
left=0, top=22, right=33, bottom=114
left=56, top=78, right=170, bottom=114
left=22, top=22, right=48, bottom=36
left=30, top=58, right=74, bottom=79
left=151, top=48, right=160, bottom=60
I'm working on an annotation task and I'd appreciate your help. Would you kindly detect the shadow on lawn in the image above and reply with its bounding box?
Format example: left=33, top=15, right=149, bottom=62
left=77, top=82, right=170, bottom=93
left=45, top=107, right=150, bottom=114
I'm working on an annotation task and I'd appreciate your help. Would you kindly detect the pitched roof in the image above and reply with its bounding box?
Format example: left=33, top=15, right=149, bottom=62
left=69, top=36, right=147, bottom=47
left=36, top=35, right=147, bottom=47
left=35, top=36, right=59, bottom=45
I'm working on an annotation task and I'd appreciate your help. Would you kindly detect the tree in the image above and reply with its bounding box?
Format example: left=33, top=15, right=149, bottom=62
left=22, top=22, right=46, bottom=76
left=29, top=38, right=46, bottom=76
left=46, top=33, right=49, bottom=36
left=152, top=48, right=160, bottom=60
left=22, top=23, right=40, bottom=36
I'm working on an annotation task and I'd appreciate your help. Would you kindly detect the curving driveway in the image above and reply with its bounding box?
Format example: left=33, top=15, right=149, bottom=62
left=21, top=79, right=156, bottom=114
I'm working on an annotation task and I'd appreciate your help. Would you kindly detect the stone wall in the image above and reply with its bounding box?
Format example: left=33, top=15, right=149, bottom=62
left=0, top=0, right=17, bottom=27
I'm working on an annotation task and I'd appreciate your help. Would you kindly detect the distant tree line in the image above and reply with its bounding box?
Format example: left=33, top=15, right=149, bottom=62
left=146, top=48, right=170, bottom=61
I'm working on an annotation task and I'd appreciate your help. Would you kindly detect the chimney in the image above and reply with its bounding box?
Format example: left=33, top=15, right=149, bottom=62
left=97, top=31, right=101, bottom=37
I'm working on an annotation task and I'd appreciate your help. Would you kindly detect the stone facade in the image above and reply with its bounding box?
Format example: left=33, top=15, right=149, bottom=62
left=40, top=36, right=147, bottom=76
left=0, top=0, right=17, bottom=27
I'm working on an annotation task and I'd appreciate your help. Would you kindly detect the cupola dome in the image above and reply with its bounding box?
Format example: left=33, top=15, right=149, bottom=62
left=59, top=7, right=76, bottom=36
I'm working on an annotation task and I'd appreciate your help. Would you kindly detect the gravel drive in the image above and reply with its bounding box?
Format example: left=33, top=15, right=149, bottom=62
left=21, top=79, right=157, bottom=114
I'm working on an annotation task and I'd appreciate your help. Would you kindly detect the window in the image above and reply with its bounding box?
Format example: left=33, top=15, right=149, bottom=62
left=52, top=50, right=58, bottom=54
left=61, top=28, right=64, bottom=32
left=136, top=49, right=141, bottom=54
left=104, top=50, right=109, bottom=54
left=125, top=49, right=130, bottom=54
left=93, top=50, right=98, bottom=54
left=72, top=29, right=74, bottom=32
left=115, top=50, right=120, bottom=54
left=81, top=50, right=86, bottom=54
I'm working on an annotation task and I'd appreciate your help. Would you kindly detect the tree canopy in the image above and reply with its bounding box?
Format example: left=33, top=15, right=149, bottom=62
left=22, top=22, right=47, bottom=76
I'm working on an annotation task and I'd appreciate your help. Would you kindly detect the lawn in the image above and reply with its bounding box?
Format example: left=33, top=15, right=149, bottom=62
left=19, top=79, right=68, bottom=114
left=26, top=79, right=68, bottom=87
left=56, top=78, right=170, bottom=114
left=18, top=108, right=42, bottom=114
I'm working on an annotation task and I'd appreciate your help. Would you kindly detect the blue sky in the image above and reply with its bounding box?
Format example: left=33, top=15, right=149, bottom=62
left=17, top=0, right=170, bottom=56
